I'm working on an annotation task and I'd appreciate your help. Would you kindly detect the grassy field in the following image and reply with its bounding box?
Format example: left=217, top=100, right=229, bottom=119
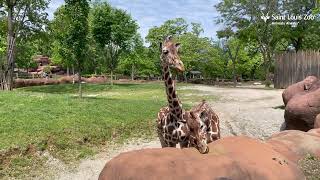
left=0, top=82, right=215, bottom=178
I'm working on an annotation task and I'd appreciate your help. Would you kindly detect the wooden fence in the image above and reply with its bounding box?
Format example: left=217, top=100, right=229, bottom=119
left=274, top=50, right=320, bottom=89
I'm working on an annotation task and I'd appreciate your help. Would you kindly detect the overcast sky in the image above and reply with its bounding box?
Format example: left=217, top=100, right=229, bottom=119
left=47, top=0, right=223, bottom=42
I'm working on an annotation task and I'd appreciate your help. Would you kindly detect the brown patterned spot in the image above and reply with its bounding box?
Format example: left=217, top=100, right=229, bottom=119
left=168, top=87, right=173, bottom=94
left=164, top=72, right=169, bottom=80
left=168, top=126, right=174, bottom=133
left=172, top=134, right=177, bottom=139
left=173, top=100, right=179, bottom=107
left=181, top=126, right=188, bottom=133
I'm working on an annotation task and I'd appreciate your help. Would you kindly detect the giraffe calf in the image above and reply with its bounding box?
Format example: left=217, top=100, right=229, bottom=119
left=186, top=100, right=221, bottom=152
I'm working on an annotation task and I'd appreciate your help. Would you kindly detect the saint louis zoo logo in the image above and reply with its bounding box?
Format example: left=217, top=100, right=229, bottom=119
left=260, top=11, right=316, bottom=27
left=261, top=12, right=270, bottom=23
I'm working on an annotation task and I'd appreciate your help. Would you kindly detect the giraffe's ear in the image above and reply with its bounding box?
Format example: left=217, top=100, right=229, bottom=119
left=159, top=42, right=162, bottom=52
left=166, top=35, right=172, bottom=41
left=175, top=43, right=181, bottom=50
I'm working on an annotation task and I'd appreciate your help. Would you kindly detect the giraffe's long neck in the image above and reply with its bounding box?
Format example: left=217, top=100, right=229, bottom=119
left=162, top=62, right=183, bottom=121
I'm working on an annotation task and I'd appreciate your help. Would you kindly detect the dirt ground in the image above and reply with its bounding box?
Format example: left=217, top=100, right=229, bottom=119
left=52, top=84, right=285, bottom=180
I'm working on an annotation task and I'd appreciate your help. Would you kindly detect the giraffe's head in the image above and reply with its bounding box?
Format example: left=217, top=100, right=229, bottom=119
left=160, top=36, right=185, bottom=72
left=186, top=111, right=209, bottom=154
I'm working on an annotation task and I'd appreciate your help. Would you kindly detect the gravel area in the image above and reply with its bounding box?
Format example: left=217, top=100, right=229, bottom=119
left=53, top=84, right=285, bottom=180
left=180, top=85, right=285, bottom=139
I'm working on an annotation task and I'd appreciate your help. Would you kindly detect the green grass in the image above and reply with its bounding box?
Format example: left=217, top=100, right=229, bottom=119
left=0, top=82, right=217, bottom=178
left=0, top=83, right=167, bottom=178
left=299, top=154, right=320, bottom=180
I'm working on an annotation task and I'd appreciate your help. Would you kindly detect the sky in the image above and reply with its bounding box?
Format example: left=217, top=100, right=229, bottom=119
left=47, top=0, right=223, bottom=42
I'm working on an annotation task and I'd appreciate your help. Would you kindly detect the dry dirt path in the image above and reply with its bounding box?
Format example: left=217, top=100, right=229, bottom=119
left=54, top=85, right=285, bottom=180
left=180, top=85, right=285, bottom=139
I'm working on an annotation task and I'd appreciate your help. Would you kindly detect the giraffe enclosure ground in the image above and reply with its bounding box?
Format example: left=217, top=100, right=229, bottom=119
left=0, top=82, right=286, bottom=179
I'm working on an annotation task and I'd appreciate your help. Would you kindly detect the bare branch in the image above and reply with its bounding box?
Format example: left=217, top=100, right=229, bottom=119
left=15, top=4, right=29, bottom=35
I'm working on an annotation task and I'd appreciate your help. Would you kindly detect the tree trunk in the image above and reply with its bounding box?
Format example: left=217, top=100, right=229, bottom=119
left=72, top=66, right=75, bottom=75
left=1, top=5, right=15, bottom=91
left=232, top=59, right=236, bottom=87
left=262, top=50, right=271, bottom=87
left=78, top=71, right=82, bottom=98
left=110, top=70, right=113, bottom=86
left=67, top=66, right=70, bottom=76
left=264, top=55, right=272, bottom=87
left=131, top=64, right=134, bottom=81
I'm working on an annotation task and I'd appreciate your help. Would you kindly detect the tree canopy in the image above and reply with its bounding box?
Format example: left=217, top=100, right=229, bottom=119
left=91, top=2, right=138, bottom=85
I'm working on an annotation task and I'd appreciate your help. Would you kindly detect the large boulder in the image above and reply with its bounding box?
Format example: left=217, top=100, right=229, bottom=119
left=284, top=88, right=320, bottom=131
left=99, top=136, right=305, bottom=180
left=282, top=76, right=318, bottom=106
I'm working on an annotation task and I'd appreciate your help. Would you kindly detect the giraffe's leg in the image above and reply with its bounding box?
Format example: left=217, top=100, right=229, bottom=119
left=157, top=128, right=168, bottom=147
left=167, top=141, right=177, bottom=148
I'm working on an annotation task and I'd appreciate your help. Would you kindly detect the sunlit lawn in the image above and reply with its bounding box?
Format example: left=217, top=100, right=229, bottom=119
left=0, top=82, right=217, bottom=178
left=0, top=83, right=220, bottom=177
left=0, top=83, right=167, bottom=177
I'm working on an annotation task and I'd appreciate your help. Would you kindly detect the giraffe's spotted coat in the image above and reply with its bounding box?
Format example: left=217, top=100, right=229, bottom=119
left=156, top=36, right=221, bottom=153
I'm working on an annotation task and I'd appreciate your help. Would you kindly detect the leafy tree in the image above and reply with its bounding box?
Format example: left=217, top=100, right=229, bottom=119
left=215, top=0, right=320, bottom=86
left=281, top=0, right=320, bottom=51
left=217, top=29, right=241, bottom=87
left=191, top=22, right=204, bottom=37
left=51, top=5, right=74, bottom=75
left=64, top=0, right=90, bottom=98
left=146, top=18, right=188, bottom=45
left=15, top=39, right=37, bottom=71
left=178, top=32, right=216, bottom=81
left=0, top=0, right=49, bottom=90
left=91, top=2, right=138, bottom=85
left=117, top=34, right=155, bottom=80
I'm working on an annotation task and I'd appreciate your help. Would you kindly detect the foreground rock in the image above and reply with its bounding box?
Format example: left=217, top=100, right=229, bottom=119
left=267, top=129, right=320, bottom=162
left=99, top=136, right=306, bottom=180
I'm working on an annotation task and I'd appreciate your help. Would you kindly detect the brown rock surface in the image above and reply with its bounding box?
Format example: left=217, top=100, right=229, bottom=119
left=267, top=130, right=320, bottom=163
left=99, top=136, right=305, bottom=180
left=284, top=88, right=320, bottom=131
left=314, top=114, right=320, bottom=129
left=282, top=76, right=318, bottom=106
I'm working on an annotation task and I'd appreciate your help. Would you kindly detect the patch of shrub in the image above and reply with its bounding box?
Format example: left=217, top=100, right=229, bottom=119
left=84, top=76, right=107, bottom=84
left=14, top=76, right=108, bottom=88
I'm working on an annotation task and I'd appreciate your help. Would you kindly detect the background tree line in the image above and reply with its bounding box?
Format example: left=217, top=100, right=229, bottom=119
left=0, top=0, right=319, bottom=92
